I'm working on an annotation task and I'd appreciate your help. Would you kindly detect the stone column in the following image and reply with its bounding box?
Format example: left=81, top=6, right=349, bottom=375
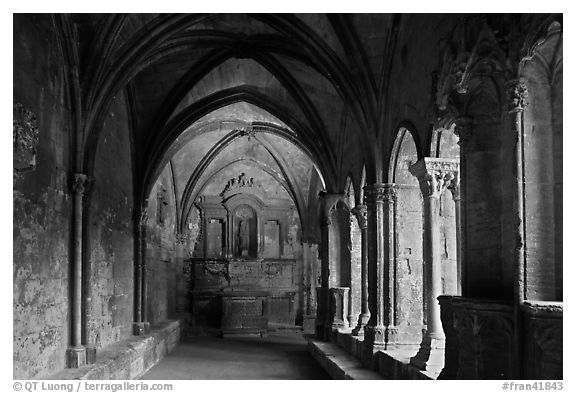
left=81, top=178, right=96, bottom=364
left=409, top=158, right=458, bottom=370
left=316, top=215, right=331, bottom=340
left=362, top=184, right=387, bottom=352
left=506, top=79, right=528, bottom=303
left=453, top=117, right=473, bottom=296
left=133, top=208, right=149, bottom=335
left=447, top=175, right=462, bottom=295
left=66, top=173, right=88, bottom=368
left=175, top=233, right=187, bottom=315
left=352, top=204, right=370, bottom=336
left=507, top=79, right=529, bottom=379
left=383, top=184, right=397, bottom=341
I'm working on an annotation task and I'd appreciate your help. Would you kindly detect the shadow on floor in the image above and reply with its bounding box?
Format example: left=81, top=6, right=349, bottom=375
left=140, top=331, right=330, bottom=380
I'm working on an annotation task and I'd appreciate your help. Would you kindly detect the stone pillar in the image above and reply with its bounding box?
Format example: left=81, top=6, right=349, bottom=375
left=303, top=239, right=319, bottom=334
left=409, top=158, right=458, bottom=370
left=352, top=205, right=370, bottom=336
left=362, top=184, right=387, bottom=352
left=81, top=178, right=96, bottom=364
left=383, top=184, right=398, bottom=342
left=328, top=287, right=350, bottom=329
left=453, top=117, right=473, bottom=296
left=506, top=79, right=528, bottom=304
left=66, top=173, right=88, bottom=368
left=175, top=233, right=187, bottom=315
left=316, top=215, right=331, bottom=340
left=506, top=79, right=529, bottom=379
left=133, top=208, right=149, bottom=335
left=447, top=176, right=462, bottom=295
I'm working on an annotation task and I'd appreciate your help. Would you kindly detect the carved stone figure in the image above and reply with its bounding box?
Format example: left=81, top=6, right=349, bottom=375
left=238, top=219, right=250, bottom=256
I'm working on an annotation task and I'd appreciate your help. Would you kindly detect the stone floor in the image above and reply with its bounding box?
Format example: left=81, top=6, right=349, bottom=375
left=140, top=331, right=330, bottom=380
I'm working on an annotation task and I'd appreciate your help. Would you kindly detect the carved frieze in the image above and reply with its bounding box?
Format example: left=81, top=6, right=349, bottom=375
left=13, top=100, right=39, bottom=172
left=409, top=158, right=459, bottom=199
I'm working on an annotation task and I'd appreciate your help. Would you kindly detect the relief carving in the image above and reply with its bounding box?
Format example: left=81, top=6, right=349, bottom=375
left=409, top=158, right=459, bottom=199
left=13, top=99, right=39, bottom=172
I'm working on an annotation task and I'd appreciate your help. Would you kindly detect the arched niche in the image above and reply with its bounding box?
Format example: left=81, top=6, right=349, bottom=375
left=390, top=126, right=425, bottom=344
left=231, top=203, right=258, bottom=258
left=520, top=22, right=562, bottom=301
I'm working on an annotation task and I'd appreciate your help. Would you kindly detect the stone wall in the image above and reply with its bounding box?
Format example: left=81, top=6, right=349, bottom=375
left=146, top=166, right=178, bottom=325
left=13, top=14, right=72, bottom=379
left=88, top=90, right=135, bottom=350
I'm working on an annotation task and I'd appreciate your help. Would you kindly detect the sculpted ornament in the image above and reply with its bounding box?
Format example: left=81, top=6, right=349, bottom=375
left=506, top=80, right=529, bottom=113
left=239, top=126, right=256, bottom=140
left=409, top=158, right=459, bottom=199
left=71, top=173, right=89, bottom=195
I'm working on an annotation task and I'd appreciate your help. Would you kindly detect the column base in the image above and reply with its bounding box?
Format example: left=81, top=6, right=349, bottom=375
left=363, top=325, right=387, bottom=350
left=66, top=346, right=86, bottom=368
left=85, top=344, right=97, bottom=364
left=410, top=334, right=445, bottom=371
left=351, top=313, right=370, bottom=336
left=133, top=322, right=151, bottom=336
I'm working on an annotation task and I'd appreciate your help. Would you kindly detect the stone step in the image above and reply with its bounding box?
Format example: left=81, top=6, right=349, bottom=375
left=307, top=339, right=385, bottom=380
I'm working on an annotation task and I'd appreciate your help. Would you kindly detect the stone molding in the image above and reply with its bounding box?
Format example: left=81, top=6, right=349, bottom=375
left=506, top=79, right=529, bottom=113
left=409, top=158, right=459, bottom=198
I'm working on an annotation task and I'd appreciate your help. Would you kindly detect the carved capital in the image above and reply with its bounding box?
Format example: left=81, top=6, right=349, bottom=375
left=409, top=158, right=459, bottom=199
left=506, top=80, right=529, bottom=113
left=363, top=183, right=385, bottom=204
left=70, top=173, right=89, bottom=196
left=351, top=204, right=368, bottom=229
left=454, top=116, right=473, bottom=146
